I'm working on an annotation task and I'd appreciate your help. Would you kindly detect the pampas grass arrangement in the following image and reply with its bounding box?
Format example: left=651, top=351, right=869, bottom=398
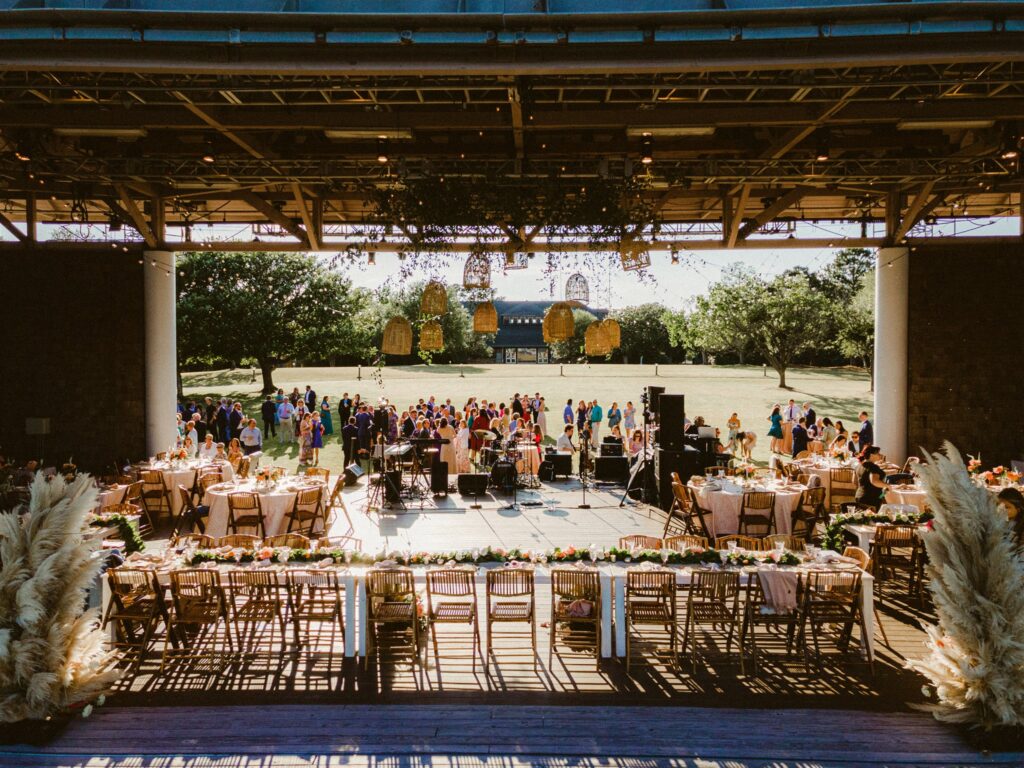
left=0, top=472, right=120, bottom=723
left=908, top=443, right=1024, bottom=730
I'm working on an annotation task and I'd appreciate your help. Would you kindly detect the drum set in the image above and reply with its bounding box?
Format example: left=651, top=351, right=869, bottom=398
left=474, top=430, right=542, bottom=492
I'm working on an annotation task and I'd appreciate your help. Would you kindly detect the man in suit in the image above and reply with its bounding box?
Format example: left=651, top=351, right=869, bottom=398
left=204, top=397, right=218, bottom=442
left=341, top=416, right=359, bottom=467
left=260, top=395, right=277, bottom=438
left=338, top=392, right=352, bottom=425
left=355, top=404, right=373, bottom=450
left=858, top=411, right=874, bottom=446
left=791, top=417, right=809, bottom=458
left=304, top=385, right=317, bottom=412
left=803, top=402, right=816, bottom=431
left=215, top=399, right=230, bottom=443
left=228, top=402, right=244, bottom=441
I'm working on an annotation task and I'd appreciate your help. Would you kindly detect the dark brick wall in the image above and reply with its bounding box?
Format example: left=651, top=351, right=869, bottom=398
left=908, top=242, right=1024, bottom=465
left=0, top=248, right=146, bottom=472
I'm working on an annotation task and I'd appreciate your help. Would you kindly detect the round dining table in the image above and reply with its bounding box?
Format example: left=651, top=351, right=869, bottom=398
left=689, top=479, right=804, bottom=537
left=203, top=477, right=325, bottom=538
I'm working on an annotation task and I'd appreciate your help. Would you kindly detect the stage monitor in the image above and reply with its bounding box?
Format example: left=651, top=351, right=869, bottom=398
left=659, top=394, right=686, bottom=450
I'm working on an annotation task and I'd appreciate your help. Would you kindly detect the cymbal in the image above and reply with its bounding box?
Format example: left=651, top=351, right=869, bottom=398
left=473, top=429, right=497, bottom=439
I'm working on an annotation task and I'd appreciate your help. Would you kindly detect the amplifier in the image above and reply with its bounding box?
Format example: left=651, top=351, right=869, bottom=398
left=457, top=473, right=489, bottom=496
left=431, top=460, right=449, bottom=495
left=544, top=451, right=573, bottom=478
left=600, top=442, right=623, bottom=457
left=654, top=446, right=707, bottom=512
left=594, top=455, right=629, bottom=483
left=343, top=463, right=364, bottom=486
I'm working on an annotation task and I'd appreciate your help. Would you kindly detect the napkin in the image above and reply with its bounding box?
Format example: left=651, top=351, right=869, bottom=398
left=758, top=569, right=798, bottom=614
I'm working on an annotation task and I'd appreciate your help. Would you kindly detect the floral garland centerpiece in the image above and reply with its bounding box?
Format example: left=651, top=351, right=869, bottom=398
left=822, top=506, right=933, bottom=551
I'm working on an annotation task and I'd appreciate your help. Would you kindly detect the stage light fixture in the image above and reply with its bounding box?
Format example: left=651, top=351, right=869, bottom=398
left=640, top=134, right=653, bottom=165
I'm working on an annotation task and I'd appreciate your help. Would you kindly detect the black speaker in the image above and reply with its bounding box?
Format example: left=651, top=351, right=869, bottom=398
left=600, top=442, right=623, bottom=457
left=595, top=455, right=629, bottom=483
left=658, top=394, right=686, bottom=450
left=343, top=463, right=364, bottom=486
left=538, top=460, right=555, bottom=482
left=646, top=385, right=666, bottom=415
left=384, top=469, right=403, bottom=502
left=431, top=460, right=449, bottom=494
left=457, top=473, right=489, bottom=496
left=654, top=446, right=706, bottom=511
left=489, top=461, right=517, bottom=493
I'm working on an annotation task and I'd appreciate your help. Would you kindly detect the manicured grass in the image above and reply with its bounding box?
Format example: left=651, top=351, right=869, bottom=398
left=182, top=363, right=872, bottom=473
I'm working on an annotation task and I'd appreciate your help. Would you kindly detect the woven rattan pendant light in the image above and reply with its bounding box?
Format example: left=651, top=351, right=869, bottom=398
left=542, top=301, right=574, bottom=342
left=462, top=253, right=491, bottom=290
left=420, top=280, right=448, bottom=316
left=381, top=316, right=413, bottom=355
left=419, top=319, right=444, bottom=351
left=472, top=301, right=498, bottom=333
left=585, top=320, right=612, bottom=357
left=602, top=317, right=622, bottom=349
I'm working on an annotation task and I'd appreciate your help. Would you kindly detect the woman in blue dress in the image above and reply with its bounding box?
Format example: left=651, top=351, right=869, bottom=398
left=766, top=404, right=784, bottom=454
left=310, top=412, right=325, bottom=465
left=319, top=397, right=334, bottom=436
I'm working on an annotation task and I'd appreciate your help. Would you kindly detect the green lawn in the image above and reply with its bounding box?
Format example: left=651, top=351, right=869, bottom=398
left=182, top=363, right=872, bottom=473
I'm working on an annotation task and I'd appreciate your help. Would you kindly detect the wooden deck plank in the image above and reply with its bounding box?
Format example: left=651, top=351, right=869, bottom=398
left=2, top=704, right=1017, bottom=767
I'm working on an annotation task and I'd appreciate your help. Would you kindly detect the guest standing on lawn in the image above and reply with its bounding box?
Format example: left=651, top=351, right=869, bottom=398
left=261, top=395, right=277, bottom=439
left=589, top=399, right=604, bottom=447
left=309, top=411, right=324, bottom=465
left=767, top=404, right=784, bottom=454
left=320, top=397, right=334, bottom=436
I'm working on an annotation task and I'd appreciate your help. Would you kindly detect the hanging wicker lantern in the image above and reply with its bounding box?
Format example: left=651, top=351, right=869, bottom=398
left=419, top=319, right=444, bottom=351
left=381, top=316, right=413, bottom=356
left=462, top=253, right=491, bottom=290
left=542, top=301, right=575, bottom=342
left=420, top=280, right=448, bottom=316
left=585, top=321, right=612, bottom=357
left=603, top=317, right=621, bottom=349
left=472, top=301, right=498, bottom=333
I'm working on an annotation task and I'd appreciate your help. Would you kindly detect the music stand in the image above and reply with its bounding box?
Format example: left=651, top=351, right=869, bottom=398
left=365, top=442, right=405, bottom=512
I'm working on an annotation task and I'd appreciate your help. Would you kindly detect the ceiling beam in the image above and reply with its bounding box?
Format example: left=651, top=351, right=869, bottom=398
left=892, top=180, right=936, bottom=243
left=172, top=91, right=278, bottom=162
left=238, top=190, right=309, bottom=247
left=724, top=183, right=751, bottom=248
left=0, top=209, right=28, bottom=242
left=113, top=184, right=158, bottom=248
left=737, top=186, right=811, bottom=240
left=291, top=183, right=321, bottom=251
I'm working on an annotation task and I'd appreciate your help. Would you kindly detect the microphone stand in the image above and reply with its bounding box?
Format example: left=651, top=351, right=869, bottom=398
left=578, top=432, right=592, bottom=509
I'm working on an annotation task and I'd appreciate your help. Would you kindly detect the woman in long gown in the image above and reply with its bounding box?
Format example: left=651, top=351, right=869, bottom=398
left=438, top=417, right=457, bottom=474
left=319, top=397, right=334, bottom=436
left=536, top=398, right=548, bottom=438
left=455, top=419, right=472, bottom=473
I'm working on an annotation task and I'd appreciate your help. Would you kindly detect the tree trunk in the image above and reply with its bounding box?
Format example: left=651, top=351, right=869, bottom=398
left=258, top=358, right=276, bottom=394
left=738, top=348, right=746, bottom=365
left=775, top=364, right=787, bottom=388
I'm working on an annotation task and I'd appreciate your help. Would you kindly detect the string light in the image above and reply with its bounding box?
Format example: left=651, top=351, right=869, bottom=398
left=640, top=133, right=653, bottom=165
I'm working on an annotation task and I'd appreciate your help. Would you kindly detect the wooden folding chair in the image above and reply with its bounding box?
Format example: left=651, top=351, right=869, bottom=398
left=791, top=486, right=826, bottom=542
left=264, top=533, right=311, bottom=549
left=285, top=486, right=325, bottom=536
left=741, top=570, right=804, bottom=676
left=316, top=534, right=364, bottom=551
left=174, top=485, right=206, bottom=539
left=681, top=569, right=743, bottom=674
left=172, top=532, right=215, bottom=548
left=426, top=568, right=481, bottom=671
left=103, top=567, right=167, bottom=671
left=714, top=535, right=763, bottom=551
left=216, top=534, right=261, bottom=549
left=365, top=568, right=420, bottom=667
left=829, top=468, right=858, bottom=515
left=305, top=466, right=330, bottom=482
left=286, top=569, right=345, bottom=650
left=870, top=524, right=924, bottom=601
left=763, top=534, right=806, bottom=552
left=549, top=568, right=601, bottom=670
left=798, top=570, right=871, bottom=673
left=485, top=569, right=536, bottom=670
left=618, top=534, right=663, bottom=551
left=227, top=570, right=288, bottom=656
left=684, top=485, right=716, bottom=541
left=624, top=569, right=677, bottom=673
left=162, top=569, right=231, bottom=670
left=227, top=491, right=265, bottom=539
left=139, top=470, right=172, bottom=533
left=664, top=534, right=708, bottom=550
left=843, top=545, right=889, bottom=646
left=739, top=491, right=777, bottom=538
left=237, top=456, right=251, bottom=479
left=198, top=472, right=224, bottom=504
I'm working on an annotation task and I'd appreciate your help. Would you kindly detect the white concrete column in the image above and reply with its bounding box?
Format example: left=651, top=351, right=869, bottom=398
left=873, top=246, right=910, bottom=463
left=144, top=250, right=178, bottom=457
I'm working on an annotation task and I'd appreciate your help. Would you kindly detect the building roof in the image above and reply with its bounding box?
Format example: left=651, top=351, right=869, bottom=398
left=468, top=300, right=606, bottom=348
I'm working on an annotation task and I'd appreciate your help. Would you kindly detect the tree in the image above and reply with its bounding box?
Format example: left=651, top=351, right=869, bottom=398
left=835, top=270, right=875, bottom=388
left=550, top=308, right=597, bottom=361
left=748, top=272, right=830, bottom=388
left=368, top=281, right=492, bottom=364
left=687, top=265, right=760, bottom=364
left=609, top=303, right=674, bottom=363
left=177, top=251, right=359, bottom=393
left=662, top=308, right=692, bottom=359
left=814, top=247, right=875, bottom=303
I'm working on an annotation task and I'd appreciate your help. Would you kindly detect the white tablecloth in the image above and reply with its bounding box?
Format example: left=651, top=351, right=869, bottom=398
left=146, top=460, right=235, bottom=515
left=204, top=479, right=318, bottom=538
left=888, top=486, right=927, bottom=510
left=690, top=482, right=804, bottom=536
